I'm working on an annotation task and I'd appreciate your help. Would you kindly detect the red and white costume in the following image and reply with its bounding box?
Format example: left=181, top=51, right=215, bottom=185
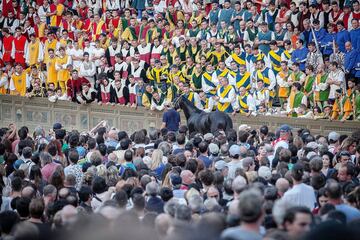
left=99, top=83, right=111, bottom=103
left=11, top=35, right=28, bottom=66
left=128, top=82, right=137, bottom=105
left=137, top=43, right=151, bottom=64
left=106, top=45, right=121, bottom=66
left=150, top=44, right=163, bottom=60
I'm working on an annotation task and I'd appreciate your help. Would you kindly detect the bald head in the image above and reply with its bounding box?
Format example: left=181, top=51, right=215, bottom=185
left=21, top=186, right=35, bottom=199
left=242, top=157, right=254, bottom=170
left=61, top=205, right=78, bottom=225
left=232, top=176, right=247, bottom=195
left=99, top=206, right=121, bottom=220
left=59, top=187, right=70, bottom=199
left=155, top=213, right=172, bottom=237
left=108, top=129, right=118, bottom=140
left=108, top=152, right=118, bottom=162
left=207, top=186, right=220, bottom=200
left=276, top=178, right=290, bottom=196
left=325, top=180, right=342, bottom=200
left=239, top=146, right=248, bottom=158
left=228, top=199, right=240, bottom=217
left=115, top=179, right=126, bottom=193
left=180, top=170, right=195, bottom=185
left=345, top=41, right=352, bottom=51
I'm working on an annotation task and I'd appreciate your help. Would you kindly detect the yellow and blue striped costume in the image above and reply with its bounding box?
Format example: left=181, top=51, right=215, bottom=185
left=217, top=85, right=234, bottom=113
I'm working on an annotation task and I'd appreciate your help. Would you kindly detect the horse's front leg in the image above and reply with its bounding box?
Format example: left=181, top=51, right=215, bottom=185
left=187, top=121, right=196, bottom=136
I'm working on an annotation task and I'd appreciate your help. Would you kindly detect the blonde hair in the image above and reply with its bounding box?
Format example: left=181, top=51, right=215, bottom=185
left=96, top=164, right=107, bottom=179
left=107, top=166, right=119, bottom=186
left=293, top=136, right=304, bottom=149
left=150, top=149, right=163, bottom=170
left=341, top=137, right=356, bottom=152
left=162, top=171, right=172, bottom=188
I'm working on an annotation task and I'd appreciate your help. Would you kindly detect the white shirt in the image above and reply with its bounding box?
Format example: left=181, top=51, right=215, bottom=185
left=88, top=0, right=102, bottom=10
left=282, top=183, right=316, bottom=210
left=114, top=61, right=128, bottom=73
left=327, top=69, right=345, bottom=99
left=4, top=18, right=20, bottom=34
left=171, top=35, right=185, bottom=48
left=91, top=47, right=105, bottom=67
left=106, top=0, right=120, bottom=10
left=84, top=46, right=95, bottom=56
left=253, top=88, right=270, bottom=106
left=79, top=61, right=96, bottom=82
left=310, top=11, right=325, bottom=28
left=67, top=48, right=84, bottom=69
left=154, top=0, right=166, bottom=14
left=38, top=5, right=50, bottom=23
left=0, top=74, right=8, bottom=90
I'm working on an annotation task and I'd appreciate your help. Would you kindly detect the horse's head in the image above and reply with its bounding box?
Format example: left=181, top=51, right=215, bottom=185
left=173, top=94, right=185, bottom=110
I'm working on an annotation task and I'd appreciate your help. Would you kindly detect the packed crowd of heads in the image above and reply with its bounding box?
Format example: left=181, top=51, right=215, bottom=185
left=0, top=0, right=359, bottom=120
left=0, top=121, right=360, bottom=240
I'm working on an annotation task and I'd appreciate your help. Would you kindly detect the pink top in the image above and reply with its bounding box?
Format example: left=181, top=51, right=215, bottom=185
left=41, top=162, right=61, bottom=182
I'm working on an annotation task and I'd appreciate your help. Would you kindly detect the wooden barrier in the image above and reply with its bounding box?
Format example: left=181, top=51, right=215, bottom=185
left=1, top=95, right=359, bottom=136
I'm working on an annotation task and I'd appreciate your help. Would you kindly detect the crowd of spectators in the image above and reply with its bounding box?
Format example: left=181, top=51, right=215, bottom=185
left=0, top=121, right=360, bottom=240
left=0, top=0, right=359, bottom=120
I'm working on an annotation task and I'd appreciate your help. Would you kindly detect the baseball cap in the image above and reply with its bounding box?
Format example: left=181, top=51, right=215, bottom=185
left=229, top=144, right=241, bottom=157
left=215, top=160, right=228, bottom=170
left=238, top=124, right=251, bottom=132
left=53, top=122, right=62, bottom=130
left=279, top=124, right=292, bottom=132
left=328, top=131, right=340, bottom=141
left=76, top=146, right=87, bottom=159
left=209, top=143, right=219, bottom=155
left=13, top=159, right=24, bottom=170
left=170, top=174, right=182, bottom=186
left=306, top=151, right=317, bottom=160
left=306, top=142, right=319, bottom=150
left=204, top=133, right=214, bottom=141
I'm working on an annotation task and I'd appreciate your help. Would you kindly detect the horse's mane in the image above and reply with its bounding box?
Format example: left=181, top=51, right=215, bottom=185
left=180, top=95, right=203, bottom=113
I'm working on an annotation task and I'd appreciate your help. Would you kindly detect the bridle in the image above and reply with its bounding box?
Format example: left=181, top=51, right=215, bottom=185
left=173, top=93, right=185, bottom=109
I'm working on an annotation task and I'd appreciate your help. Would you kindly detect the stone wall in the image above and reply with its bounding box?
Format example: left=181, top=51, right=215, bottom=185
left=1, top=95, right=359, bottom=136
